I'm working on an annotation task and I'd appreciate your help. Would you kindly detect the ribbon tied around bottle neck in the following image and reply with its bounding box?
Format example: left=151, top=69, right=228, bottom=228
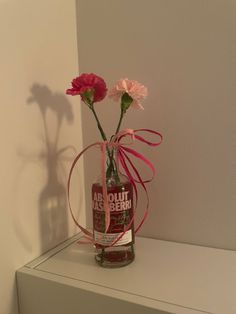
left=67, top=128, right=163, bottom=246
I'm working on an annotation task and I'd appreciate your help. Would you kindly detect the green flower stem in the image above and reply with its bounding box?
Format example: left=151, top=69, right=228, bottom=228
left=90, top=105, right=116, bottom=178
left=90, top=105, right=107, bottom=141
left=115, top=109, right=125, bottom=135
left=104, top=107, right=126, bottom=183
left=112, top=93, right=133, bottom=180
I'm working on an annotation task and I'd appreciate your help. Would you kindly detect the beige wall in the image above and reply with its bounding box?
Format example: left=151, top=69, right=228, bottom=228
left=0, top=1, right=85, bottom=314
left=77, top=0, right=236, bottom=250
left=1, top=2, right=235, bottom=312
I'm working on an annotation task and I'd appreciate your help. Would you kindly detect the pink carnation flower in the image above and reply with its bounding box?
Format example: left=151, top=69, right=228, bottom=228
left=66, top=73, right=107, bottom=103
left=109, top=78, right=148, bottom=109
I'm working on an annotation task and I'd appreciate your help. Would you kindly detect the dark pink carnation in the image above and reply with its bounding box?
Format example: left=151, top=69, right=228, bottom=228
left=66, top=73, right=107, bottom=103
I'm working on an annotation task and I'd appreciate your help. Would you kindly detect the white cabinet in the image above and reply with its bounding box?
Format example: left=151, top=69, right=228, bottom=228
left=17, top=234, right=236, bottom=314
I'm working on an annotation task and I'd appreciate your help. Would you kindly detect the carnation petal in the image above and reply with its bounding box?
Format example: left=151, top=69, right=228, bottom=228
left=109, top=78, right=147, bottom=109
left=66, top=73, right=107, bottom=103
left=66, top=88, right=80, bottom=96
left=132, top=100, right=144, bottom=110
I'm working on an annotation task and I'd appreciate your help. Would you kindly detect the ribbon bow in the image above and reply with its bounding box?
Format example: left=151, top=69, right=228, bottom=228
left=67, top=128, right=162, bottom=246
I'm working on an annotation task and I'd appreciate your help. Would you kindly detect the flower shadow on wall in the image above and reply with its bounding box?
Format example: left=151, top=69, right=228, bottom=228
left=27, top=84, right=74, bottom=252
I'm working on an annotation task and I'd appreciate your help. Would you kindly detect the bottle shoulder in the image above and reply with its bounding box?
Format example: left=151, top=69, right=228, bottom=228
left=93, top=172, right=131, bottom=188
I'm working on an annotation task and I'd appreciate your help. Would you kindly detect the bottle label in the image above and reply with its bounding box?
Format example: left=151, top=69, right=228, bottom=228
left=92, top=183, right=133, bottom=247
left=94, top=230, right=132, bottom=247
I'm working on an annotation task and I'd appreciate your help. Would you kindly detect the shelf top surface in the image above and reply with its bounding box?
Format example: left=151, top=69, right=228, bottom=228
left=26, top=236, right=236, bottom=314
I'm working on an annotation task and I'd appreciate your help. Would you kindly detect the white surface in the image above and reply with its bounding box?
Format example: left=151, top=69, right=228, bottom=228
left=17, top=235, right=236, bottom=314
left=0, top=2, right=85, bottom=314
left=77, top=0, right=236, bottom=250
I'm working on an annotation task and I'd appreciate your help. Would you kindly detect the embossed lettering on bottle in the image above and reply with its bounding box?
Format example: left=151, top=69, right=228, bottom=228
left=92, top=183, right=134, bottom=247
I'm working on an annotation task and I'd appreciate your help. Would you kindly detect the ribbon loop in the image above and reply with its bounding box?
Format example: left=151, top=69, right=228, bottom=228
left=67, top=128, right=163, bottom=247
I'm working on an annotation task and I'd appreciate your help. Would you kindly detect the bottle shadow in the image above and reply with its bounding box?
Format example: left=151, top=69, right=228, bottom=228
left=27, top=83, right=74, bottom=252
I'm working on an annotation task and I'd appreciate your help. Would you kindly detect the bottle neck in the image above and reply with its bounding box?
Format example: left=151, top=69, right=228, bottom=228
left=106, top=148, right=120, bottom=180
left=94, top=147, right=130, bottom=187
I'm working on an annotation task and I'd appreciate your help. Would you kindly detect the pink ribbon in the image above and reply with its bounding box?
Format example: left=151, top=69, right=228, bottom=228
left=67, top=128, right=162, bottom=246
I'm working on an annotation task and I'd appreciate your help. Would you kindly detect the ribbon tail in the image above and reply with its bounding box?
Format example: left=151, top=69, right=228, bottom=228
left=101, top=142, right=110, bottom=233
left=119, top=148, right=150, bottom=236
left=121, top=146, right=156, bottom=179
left=120, top=147, right=155, bottom=183
left=110, top=150, right=138, bottom=246
left=67, top=142, right=101, bottom=241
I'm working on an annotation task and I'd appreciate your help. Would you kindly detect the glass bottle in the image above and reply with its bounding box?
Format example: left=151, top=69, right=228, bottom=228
left=91, top=148, right=135, bottom=267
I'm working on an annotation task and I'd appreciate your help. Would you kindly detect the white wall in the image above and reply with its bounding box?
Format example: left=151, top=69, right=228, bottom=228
left=0, top=1, right=85, bottom=314
left=77, top=0, right=236, bottom=250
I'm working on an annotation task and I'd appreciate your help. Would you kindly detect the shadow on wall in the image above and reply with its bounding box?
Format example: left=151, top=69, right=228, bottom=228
left=27, top=84, right=74, bottom=252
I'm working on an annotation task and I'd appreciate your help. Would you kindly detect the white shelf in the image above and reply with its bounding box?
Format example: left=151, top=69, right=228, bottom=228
left=17, top=234, right=236, bottom=314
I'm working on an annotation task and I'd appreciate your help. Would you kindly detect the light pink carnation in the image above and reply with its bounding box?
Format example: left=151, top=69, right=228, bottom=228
left=109, top=78, right=148, bottom=109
